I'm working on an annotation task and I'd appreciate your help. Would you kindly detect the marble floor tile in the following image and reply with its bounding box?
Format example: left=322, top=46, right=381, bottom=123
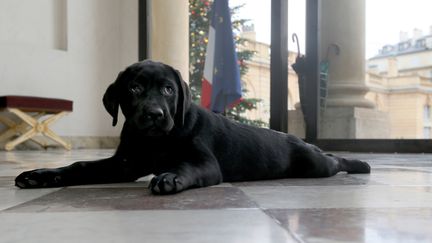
left=350, top=167, right=432, bottom=186
left=370, top=165, right=432, bottom=172
left=1, top=150, right=432, bottom=243
left=7, top=187, right=258, bottom=212
left=241, top=185, right=432, bottom=209
left=266, top=208, right=432, bottom=243
left=0, top=187, right=59, bottom=211
left=0, top=149, right=115, bottom=177
left=0, top=176, right=15, bottom=187
left=0, top=210, right=295, bottom=243
left=232, top=173, right=378, bottom=187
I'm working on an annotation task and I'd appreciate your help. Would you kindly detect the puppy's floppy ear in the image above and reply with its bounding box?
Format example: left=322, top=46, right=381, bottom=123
left=103, top=71, right=123, bottom=126
left=171, top=68, right=191, bottom=127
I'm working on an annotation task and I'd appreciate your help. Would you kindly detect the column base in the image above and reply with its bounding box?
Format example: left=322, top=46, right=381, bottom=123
left=287, top=109, right=306, bottom=138
left=320, top=107, right=390, bottom=138
left=288, top=107, right=390, bottom=139
left=326, top=84, right=375, bottom=109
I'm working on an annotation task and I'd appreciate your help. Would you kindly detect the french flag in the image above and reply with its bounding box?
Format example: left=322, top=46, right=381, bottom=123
left=201, top=0, right=242, bottom=113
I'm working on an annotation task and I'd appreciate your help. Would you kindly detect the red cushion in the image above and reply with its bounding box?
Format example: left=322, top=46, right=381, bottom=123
left=0, top=96, right=73, bottom=112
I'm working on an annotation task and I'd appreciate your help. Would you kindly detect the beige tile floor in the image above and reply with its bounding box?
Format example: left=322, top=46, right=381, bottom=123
left=0, top=149, right=431, bottom=243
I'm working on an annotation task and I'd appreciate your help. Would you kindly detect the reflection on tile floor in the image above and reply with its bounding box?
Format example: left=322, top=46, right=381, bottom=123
left=266, top=208, right=432, bottom=243
left=1, top=210, right=293, bottom=243
left=7, top=187, right=258, bottom=212
left=1, top=149, right=432, bottom=242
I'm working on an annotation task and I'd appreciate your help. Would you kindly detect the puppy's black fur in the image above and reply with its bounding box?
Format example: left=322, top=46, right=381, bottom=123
left=15, top=60, right=370, bottom=194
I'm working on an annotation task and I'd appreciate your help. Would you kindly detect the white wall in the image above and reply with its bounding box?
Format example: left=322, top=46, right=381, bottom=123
left=0, top=0, right=138, bottom=137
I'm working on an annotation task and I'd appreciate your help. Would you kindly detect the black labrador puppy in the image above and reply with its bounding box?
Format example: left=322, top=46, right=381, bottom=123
left=15, top=60, right=370, bottom=194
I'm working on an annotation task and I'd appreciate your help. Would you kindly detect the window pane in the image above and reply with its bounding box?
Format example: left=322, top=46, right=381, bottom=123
left=423, top=127, right=431, bottom=139
left=230, top=0, right=271, bottom=127
left=312, top=0, right=432, bottom=139
left=287, top=0, right=306, bottom=139
left=189, top=0, right=271, bottom=127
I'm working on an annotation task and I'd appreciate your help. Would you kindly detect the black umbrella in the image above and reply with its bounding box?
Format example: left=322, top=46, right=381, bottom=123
left=291, top=33, right=308, bottom=122
left=291, top=33, right=340, bottom=123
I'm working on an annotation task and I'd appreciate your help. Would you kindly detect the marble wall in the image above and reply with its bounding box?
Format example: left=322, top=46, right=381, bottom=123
left=0, top=0, right=138, bottom=138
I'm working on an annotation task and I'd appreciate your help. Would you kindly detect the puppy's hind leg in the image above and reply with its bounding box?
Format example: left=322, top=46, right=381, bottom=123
left=290, top=145, right=371, bottom=178
left=290, top=145, right=342, bottom=178
left=327, top=154, right=371, bottom=174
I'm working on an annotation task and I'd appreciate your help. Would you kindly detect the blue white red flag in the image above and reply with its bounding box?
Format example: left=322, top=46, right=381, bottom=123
left=201, top=0, right=242, bottom=113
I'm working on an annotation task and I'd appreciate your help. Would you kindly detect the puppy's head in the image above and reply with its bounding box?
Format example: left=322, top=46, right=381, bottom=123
left=103, top=60, right=191, bottom=136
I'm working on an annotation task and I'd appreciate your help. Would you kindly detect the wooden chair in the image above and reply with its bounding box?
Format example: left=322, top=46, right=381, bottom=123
left=0, top=96, right=73, bottom=151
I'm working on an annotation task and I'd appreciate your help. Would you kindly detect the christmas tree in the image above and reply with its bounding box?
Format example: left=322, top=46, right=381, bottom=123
left=189, top=0, right=267, bottom=127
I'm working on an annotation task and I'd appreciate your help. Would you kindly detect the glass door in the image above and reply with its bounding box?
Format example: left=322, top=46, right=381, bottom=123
left=299, top=0, right=432, bottom=152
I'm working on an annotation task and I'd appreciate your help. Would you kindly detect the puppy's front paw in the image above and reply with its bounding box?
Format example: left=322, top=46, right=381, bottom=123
left=150, top=173, right=183, bottom=195
left=15, top=169, right=64, bottom=189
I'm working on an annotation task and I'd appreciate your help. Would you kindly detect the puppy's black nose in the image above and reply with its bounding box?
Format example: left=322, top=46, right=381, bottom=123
left=145, top=108, right=164, bottom=120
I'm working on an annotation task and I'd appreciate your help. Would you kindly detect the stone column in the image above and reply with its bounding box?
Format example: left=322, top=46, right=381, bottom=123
left=316, top=0, right=390, bottom=138
left=148, top=0, right=189, bottom=79
left=320, top=0, right=374, bottom=108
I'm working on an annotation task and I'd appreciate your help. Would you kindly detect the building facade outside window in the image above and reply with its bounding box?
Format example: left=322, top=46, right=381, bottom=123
left=424, top=105, right=431, bottom=138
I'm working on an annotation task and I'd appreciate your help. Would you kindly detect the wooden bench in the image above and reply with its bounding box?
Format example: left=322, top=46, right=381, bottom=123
left=0, top=96, right=73, bottom=151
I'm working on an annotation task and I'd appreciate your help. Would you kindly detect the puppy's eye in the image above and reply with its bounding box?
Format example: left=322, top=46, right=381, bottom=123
left=161, top=86, right=174, bottom=96
left=129, top=85, right=143, bottom=95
